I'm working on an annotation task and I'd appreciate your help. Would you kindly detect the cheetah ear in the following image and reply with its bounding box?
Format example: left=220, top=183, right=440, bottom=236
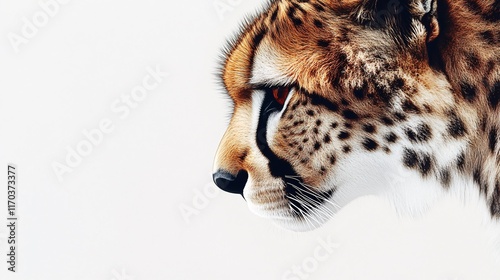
left=350, top=0, right=440, bottom=42
left=419, top=0, right=439, bottom=42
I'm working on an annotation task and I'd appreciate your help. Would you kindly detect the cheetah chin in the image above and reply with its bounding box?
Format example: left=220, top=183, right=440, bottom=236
left=213, top=0, right=499, bottom=233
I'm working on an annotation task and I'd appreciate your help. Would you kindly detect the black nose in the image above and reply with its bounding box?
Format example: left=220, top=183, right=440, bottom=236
left=212, top=170, right=248, bottom=195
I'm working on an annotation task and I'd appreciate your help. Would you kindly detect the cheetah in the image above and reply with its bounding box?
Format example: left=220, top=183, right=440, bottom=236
left=212, top=0, right=499, bottom=232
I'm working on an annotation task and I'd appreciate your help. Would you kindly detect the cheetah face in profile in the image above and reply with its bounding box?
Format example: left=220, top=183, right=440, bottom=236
left=213, top=0, right=500, bottom=231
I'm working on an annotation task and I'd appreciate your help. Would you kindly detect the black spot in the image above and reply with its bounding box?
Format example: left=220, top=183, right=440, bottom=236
left=303, top=138, right=309, bottom=143
left=403, top=148, right=433, bottom=176
left=337, top=52, right=347, bottom=63
left=317, top=39, right=330, bottom=47
left=482, top=0, right=500, bottom=22
left=461, top=82, right=477, bottom=101
left=338, top=131, right=350, bottom=140
left=353, top=83, right=368, bottom=100
left=385, top=132, right=398, bottom=143
left=316, top=119, right=322, bottom=126
left=405, top=124, right=432, bottom=143
left=342, top=145, right=351, bottom=153
left=320, top=166, right=326, bottom=174
left=488, top=81, right=500, bottom=109
left=480, top=30, right=496, bottom=44
left=489, top=127, right=498, bottom=153
left=307, top=110, right=315, bottom=116
left=419, top=154, right=432, bottom=176
left=362, top=138, right=379, bottom=151
left=313, top=19, right=323, bottom=28
left=342, top=109, right=359, bottom=120
left=331, top=122, right=339, bottom=129
left=472, top=168, right=483, bottom=185
left=287, top=7, right=303, bottom=26
left=313, top=127, right=319, bottom=134
left=417, top=123, right=432, bottom=141
left=323, top=134, right=331, bottom=144
left=313, top=3, right=325, bottom=12
left=363, top=124, right=376, bottom=133
left=405, top=129, right=417, bottom=142
left=292, top=18, right=303, bottom=26
left=456, top=152, right=466, bottom=171
left=423, top=104, right=433, bottom=113
left=402, top=100, right=420, bottom=113
left=394, top=112, right=407, bottom=121
left=440, top=169, right=451, bottom=187
left=291, top=2, right=306, bottom=13
left=465, top=52, right=480, bottom=69
left=381, top=116, right=395, bottom=126
left=391, top=77, right=405, bottom=90
left=344, top=123, right=353, bottom=129
left=341, top=98, right=350, bottom=106
left=403, top=149, right=419, bottom=168
left=375, top=84, right=393, bottom=103
left=329, top=154, right=336, bottom=165
left=448, top=112, right=466, bottom=138
left=314, top=142, right=321, bottom=150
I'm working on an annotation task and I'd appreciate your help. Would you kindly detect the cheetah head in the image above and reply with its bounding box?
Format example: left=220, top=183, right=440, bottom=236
left=213, top=0, right=500, bottom=231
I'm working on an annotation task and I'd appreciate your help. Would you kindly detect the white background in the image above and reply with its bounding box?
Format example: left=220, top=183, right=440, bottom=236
left=0, top=0, right=499, bottom=279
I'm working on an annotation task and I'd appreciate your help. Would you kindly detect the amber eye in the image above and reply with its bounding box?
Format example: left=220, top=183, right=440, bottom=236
left=272, top=86, right=290, bottom=106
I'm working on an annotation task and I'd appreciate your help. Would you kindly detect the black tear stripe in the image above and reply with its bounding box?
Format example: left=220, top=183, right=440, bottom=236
left=256, top=94, right=334, bottom=217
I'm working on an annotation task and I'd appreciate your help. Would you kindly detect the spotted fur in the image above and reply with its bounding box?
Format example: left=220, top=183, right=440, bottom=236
left=213, top=0, right=500, bottom=231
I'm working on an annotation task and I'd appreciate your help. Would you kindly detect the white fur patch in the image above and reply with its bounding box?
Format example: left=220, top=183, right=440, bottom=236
left=251, top=41, right=293, bottom=86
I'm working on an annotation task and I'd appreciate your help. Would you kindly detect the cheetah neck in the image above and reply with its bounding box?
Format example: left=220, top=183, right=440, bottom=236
left=431, top=0, right=500, bottom=217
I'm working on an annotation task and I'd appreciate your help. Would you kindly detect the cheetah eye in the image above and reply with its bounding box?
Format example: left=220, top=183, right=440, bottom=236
left=271, top=86, right=291, bottom=106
